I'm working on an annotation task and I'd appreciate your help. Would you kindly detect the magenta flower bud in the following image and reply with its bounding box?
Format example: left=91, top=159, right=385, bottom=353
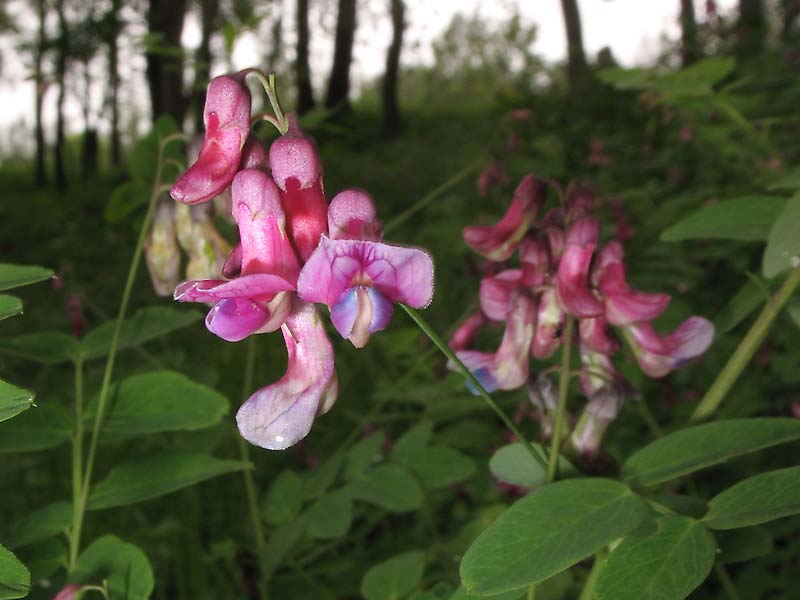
left=531, top=287, right=564, bottom=359
left=144, top=200, right=181, bottom=296
left=236, top=301, right=338, bottom=449
left=463, top=175, right=547, bottom=261
left=477, top=160, right=508, bottom=198
left=455, top=292, right=536, bottom=392
left=239, top=135, right=269, bottom=170
left=579, top=316, right=620, bottom=355
left=171, top=74, right=252, bottom=205
left=626, top=317, right=715, bottom=378
left=480, top=269, right=523, bottom=321
left=449, top=311, right=487, bottom=351
left=327, top=189, right=383, bottom=241
left=565, top=183, right=595, bottom=221
left=67, top=294, right=87, bottom=338
left=556, top=217, right=603, bottom=318
left=520, top=235, right=551, bottom=287
left=269, top=113, right=329, bottom=260
left=298, top=236, right=434, bottom=347
left=53, top=584, right=80, bottom=600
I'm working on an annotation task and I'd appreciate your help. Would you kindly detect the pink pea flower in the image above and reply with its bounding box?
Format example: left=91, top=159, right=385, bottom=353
left=480, top=269, right=524, bottom=321
left=579, top=316, right=620, bottom=355
left=519, top=235, right=551, bottom=288
left=531, top=287, right=564, bottom=359
left=53, top=584, right=80, bottom=600
left=477, top=160, right=508, bottom=198
left=570, top=385, right=624, bottom=458
left=171, top=74, right=252, bottom=204
left=236, top=300, right=338, bottom=450
left=449, top=311, right=488, bottom=352
left=463, top=175, right=547, bottom=261
left=269, top=113, right=329, bottom=261
left=174, top=169, right=299, bottom=341
left=298, top=236, right=434, bottom=348
left=327, top=189, right=383, bottom=241
left=626, top=318, right=715, bottom=378
left=556, top=217, right=604, bottom=318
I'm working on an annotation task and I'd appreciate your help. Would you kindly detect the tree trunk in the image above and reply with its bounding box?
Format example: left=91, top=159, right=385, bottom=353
left=81, top=60, right=98, bottom=179
left=146, top=0, right=188, bottom=124
left=325, top=0, right=357, bottom=112
left=559, top=0, right=588, bottom=90
left=781, top=0, right=799, bottom=43
left=108, top=0, right=122, bottom=166
left=296, top=0, right=314, bottom=114
left=737, top=0, right=766, bottom=59
left=54, top=0, right=68, bottom=191
left=382, top=0, right=405, bottom=131
left=680, top=0, right=700, bottom=66
left=193, top=0, right=217, bottom=132
left=34, top=0, right=47, bottom=187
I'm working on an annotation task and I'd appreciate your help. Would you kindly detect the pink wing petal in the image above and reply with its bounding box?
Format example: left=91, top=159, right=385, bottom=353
left=174, top=273, right=295, bottom=303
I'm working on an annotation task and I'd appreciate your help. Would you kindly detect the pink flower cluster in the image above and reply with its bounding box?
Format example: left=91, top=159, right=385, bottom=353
left=450, top=175, right=714, bottom=456
left=170, top=72, right=434, bottom=450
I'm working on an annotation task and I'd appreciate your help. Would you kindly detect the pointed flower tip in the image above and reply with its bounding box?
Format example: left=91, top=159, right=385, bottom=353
left=269, top=115, right=322, bottom=191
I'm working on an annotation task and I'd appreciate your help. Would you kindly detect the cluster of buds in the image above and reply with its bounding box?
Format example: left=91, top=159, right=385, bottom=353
left=449, top=175, right=714, bottom=458
left=169, top=71, right=434, bottom=450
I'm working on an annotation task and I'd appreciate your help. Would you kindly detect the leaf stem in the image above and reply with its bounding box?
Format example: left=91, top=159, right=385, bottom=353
left=715, top=563, right=742, bottom=600
left=547, top=316, right=574, bottom=482
left=400, top=304, right=549, bottom=471
left=68, top=356, right=84, bottom=570
left=577, top=549, right=607, bottom=600
left=690, top=265, right=800, bottom=422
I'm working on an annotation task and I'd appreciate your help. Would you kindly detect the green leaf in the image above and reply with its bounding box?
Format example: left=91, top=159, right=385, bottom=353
left=15, top=538, right=66, bottom=581
left=0, top=544, right=29, bottom=599
left=80, top=307, right=202, bottom=360
left=401, top=445, right=475, bottom=489
left=260, top=519, right=305, bottom=579
left=0, top=331, right=79, bottom=364
left=85, top=371, right=228, bottom=436
left=105, top=181, right=150, bottom=224
left=714, top=527, right=773, bottom=564
left=4, top=501, right=72, bottom=548
left=647, top=494, right=708, bottom=519
left=302, top=453, right=344, bottom=499
left=702, top=466, right=800, bottom=530
left=449, top=587, right=525, bottom=600
left=348, top=464, right=422, bottom=512
left=714, top=277, right=769, bottom=334
left=73, top=535, right=154, bottom=600
left=595, top=516, right=716, bottom=600
left=0, top=405, right=71, bottom=453
left=489, top=442, right=574, bottom=489
left=345, top=431, right=384, bottom=480
left=622, top=418, right=800, bottom=487
left=0, top=296, right=22, bottom=321
left=392, top=422, right=434, bottom=459
left=0, top=264, right=53, bottom=292
left=361, top=551, right=426, bottom=600
left=87, top=453, right=249, bottom=510
left=460, top=479, right=648, bottom=594
left=661, top=196, right=786, bottom=242
left=655, top=56, right=735, bottom=97
left=769, top=166, right=800, bottom=190
left=0, top=380, right=34, bottom=423
left=261, top=470, right=304, bottom=525
left=304, top=490, right=352, bottom=539
left=763, top=192, right=800, bottom=278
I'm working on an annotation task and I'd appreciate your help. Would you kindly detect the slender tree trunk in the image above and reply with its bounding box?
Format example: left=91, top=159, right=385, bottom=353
left=737, top=0, right=766, bottom=59
left=325, top=0, right=357, bottom=112
left=34, top=0, right=47, bottom=187
left=81, top=60, right=98, bottom=179
left=54, top=0, right=68, bottom=191
left=193, top=0, right=217, bottom=132
left=146, top=0, right=188, bottom=124
left=382, top=0, right=405, bottom=131
left=781, top=0, right=799, bottom=43
left=680, top=0, right=701, bottom=66
left=559, top=0, right=588, bottom=90
left=108, top=0, right=122, bottom=166
left=296, top=0, right=315, bottom=114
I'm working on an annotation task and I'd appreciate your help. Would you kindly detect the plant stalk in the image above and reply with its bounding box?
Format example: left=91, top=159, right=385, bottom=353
left=68, top=357, right=85, bottom=570
left=691, top=265, right=800, bottom=422
left=547, top=316, right=575, bottom=482
left=578, top=549, right=607, bottom=600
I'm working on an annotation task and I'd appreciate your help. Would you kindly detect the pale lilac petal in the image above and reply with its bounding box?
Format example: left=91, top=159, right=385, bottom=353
left=330, top=287, right=360, bottom=340
left=329, top=286, right=394, bottom=347
left=328, top=189, right=383, bottom=241
left=206, top=298, right=269, bottom=341
left=627, top=317, right=715, bottom=377
left=236, top=301, right=337, bottom=450
left=480, top=270, right=523, bottom=321
left=174, top=274, right=295, bottom=303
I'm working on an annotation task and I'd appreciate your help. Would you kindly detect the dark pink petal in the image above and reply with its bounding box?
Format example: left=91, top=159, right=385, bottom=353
left=236, top=301, right=337, bottom=450
left=173, top=274, right=295, bottom=303
left=206, top=298, right=270, bottom=341
left=222, top=244, right=243, bottom=278
left=463, top=174, right=547, bottom=261
left=520, top=235, right=551, bottom=287
left=54, top=584, right=81, bottom=600
left=565, top=182, right=595, bottom=221
left=232, top=169, right=300, bottom=282
left=328, top=189, right=383, bottom=241
left=298, top=237, right=434, bottom=308
left=239, top=135, right=269, bottom=170
left=591, top=240, right=624, bottom=287
left=532, top=287, right=564, bottom=359
left=627, top=317, right=715, bottom=378
left=171, top=75, right=251, bottom=204
left=269, top=113, right=322, bottom=190
left=579, top=316, right=620, bottom=355
left=600, top=262, right=670, bottom=325
left=480, top=269, right=523, bottom=321
left=556, top=217, right=603, bottom=318
left=449, top=311, right=487, bottom=351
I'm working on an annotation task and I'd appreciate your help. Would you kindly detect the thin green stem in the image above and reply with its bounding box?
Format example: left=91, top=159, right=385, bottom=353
left=527, top=583, right=536, bottom=600
left=383, top=159, right=484, bottom=235
left=637, top=399, right=663, bottom=438
left=691, top=265, right=800, bottom=422
left=578, top=549, right=607, bottom=600
left=547, top=316, right=575, bottom=483
left=715, top=563, right=742, bottom=600
left=400, top=304, right=549, bottom=471
left=68, top=357, right=85, bottom=571
left=69, top=135, right=175, bottom=571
